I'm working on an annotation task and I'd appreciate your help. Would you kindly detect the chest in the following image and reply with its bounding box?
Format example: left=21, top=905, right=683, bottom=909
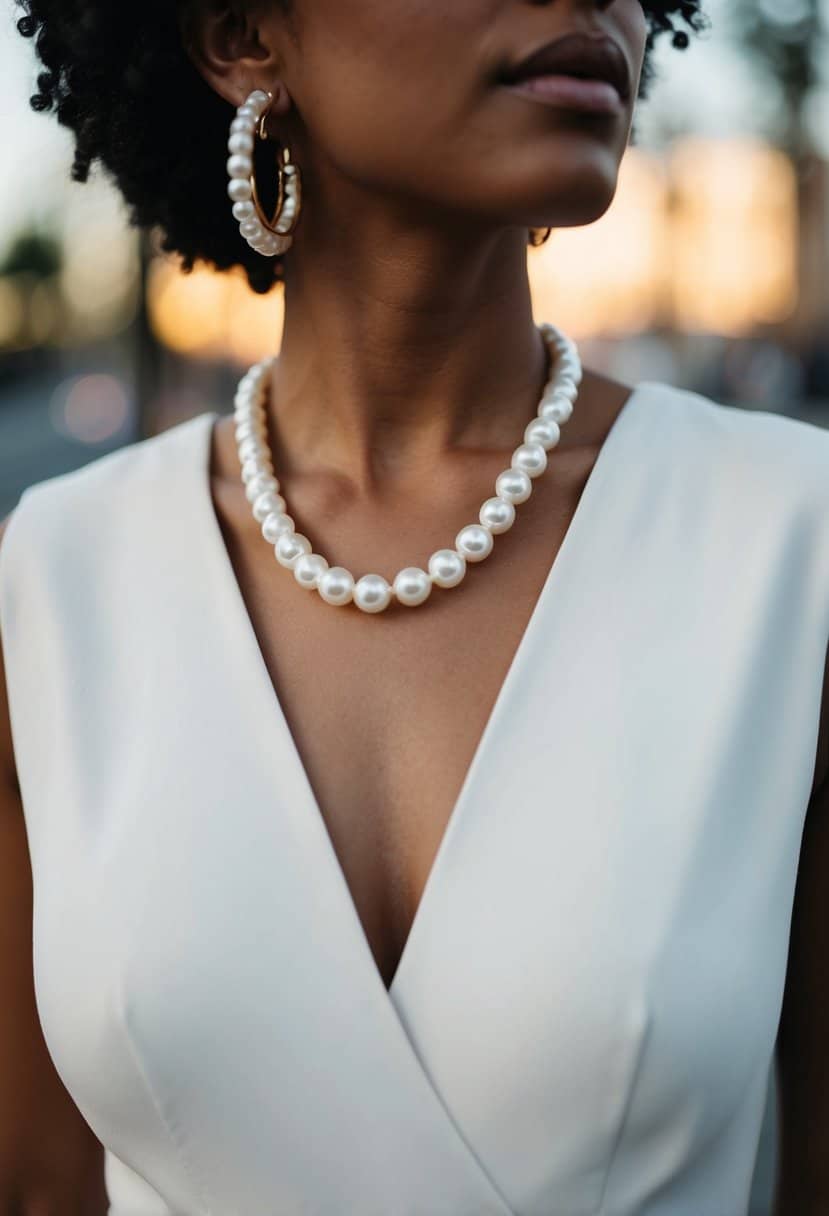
left=212, top=479, right=577, bottom=991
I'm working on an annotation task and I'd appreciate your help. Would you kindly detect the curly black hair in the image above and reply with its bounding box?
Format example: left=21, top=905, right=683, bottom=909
left=15, top=1, right=709, bottom=295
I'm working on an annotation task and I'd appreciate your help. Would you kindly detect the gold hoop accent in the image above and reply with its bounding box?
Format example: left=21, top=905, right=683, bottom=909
left=249, top=92, right=302, bottom=242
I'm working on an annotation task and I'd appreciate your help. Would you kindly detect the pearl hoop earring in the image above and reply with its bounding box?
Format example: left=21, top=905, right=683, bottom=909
left=227, top=88, right=302, bottom=258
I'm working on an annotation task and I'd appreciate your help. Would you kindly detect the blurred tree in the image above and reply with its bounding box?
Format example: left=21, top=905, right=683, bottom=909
left=729, top=0, right=824, bottom=156
left=728, top=0, right=829, bottom=345
left=0, top=230, right=62, bottom=280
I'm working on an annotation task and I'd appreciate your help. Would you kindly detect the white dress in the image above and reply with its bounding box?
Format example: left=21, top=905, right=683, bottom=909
left=1, top=380, right=828, bottom=1216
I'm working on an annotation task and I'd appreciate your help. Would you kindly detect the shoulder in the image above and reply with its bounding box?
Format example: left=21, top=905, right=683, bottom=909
left=0, top=515, right=19, bottom=795
left=6, top=411, right=214, bottom=536
left=643, top=379, right=829, bottom=462
left=636, top=381, right=829, bottom=519
left=10, top=411, right=211, bottom=520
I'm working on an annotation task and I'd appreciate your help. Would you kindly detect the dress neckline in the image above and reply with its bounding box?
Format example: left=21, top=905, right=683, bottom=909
left=193, top=380, right=655, bottom=1001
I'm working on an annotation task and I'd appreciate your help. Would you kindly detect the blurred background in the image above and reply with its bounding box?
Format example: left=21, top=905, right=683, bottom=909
left=1, top=2, right=827, bottom=1210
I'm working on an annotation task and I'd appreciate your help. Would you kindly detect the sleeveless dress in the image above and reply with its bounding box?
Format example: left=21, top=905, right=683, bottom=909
left=1, top=379, right=828, bottom=1216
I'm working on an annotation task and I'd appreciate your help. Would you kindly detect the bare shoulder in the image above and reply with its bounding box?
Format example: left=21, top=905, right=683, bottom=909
left=0, top=512, right=18, bottom=798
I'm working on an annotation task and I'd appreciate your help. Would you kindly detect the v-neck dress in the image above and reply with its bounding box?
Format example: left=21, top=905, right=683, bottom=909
left=2, top=380, right=829, bottom=1216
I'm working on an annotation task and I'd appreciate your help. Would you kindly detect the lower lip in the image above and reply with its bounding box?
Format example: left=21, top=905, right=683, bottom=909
left=504, top=74, right=623, bottom=113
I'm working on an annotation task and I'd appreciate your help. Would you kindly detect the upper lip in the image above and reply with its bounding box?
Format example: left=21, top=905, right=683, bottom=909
left=500, top=31, right=631, bottom=102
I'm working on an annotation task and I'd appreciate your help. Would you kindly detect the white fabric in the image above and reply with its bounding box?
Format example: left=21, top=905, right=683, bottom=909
left=2, top=381, right=828, bottom=1216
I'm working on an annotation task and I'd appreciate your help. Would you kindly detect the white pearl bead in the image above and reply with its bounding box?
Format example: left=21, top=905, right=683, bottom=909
left=275, top=532, right=311, bottom=568
left=428, top=549, right=466, bottom=588
left=231, top=117, right=255, bottom=135
left=479, top=496, right=516, bottom=534
left=232, top=200, right=256, bottom=221
left=553, top=376, right=578, bottom=402
left=248, top=89, right=270, bottom=107
left=556, top=354, right=582, bottom=384
left=228, top=178, right=253, bottom=202
left=227, top=154, right=253, bottom=178
left=252, top=490, right=286, bottom=523
left=456, top=523, right=494, bottom=562
left=241, top=457, right=267, bottom=483
left=246, top=474, right=278, bottom=503
left=262, top=512, right=295, bottom=543
left=294, top=553, right=329, bottom=590
left=540, top=396, right=573, bottom=425
left=511, top=442, right=547, bottom=478
left=235, top=421, right=260, bottom=445
left=524, top=418, right=561, bottom=450
left=234, top=398, right=262, bottom=416
left=240, top=219, right=264, bottom=240
left=238, top=436, right=265, bottom=463
left=354, top=574, right=392, bottom=614
left=495, top=468, right=532, bottom=504
left=318, top=567, right=355, bottom=606
left=228, top=132, right=254, bottom=155
left=236, top=105, right=258, bottom=121
left=393, top=567, right=432, bottom=607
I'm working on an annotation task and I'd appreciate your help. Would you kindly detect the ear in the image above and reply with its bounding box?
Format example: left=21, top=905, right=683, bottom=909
left=179, top=0, right=289, bottom=112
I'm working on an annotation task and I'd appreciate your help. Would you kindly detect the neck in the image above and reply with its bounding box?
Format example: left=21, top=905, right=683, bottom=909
left=267, top=223, right=554, bottom=492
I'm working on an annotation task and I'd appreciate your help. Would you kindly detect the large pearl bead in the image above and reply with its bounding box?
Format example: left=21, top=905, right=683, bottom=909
left=239, top=436, right=266, bottom=463
left=354, top=574, right=392, bottom=614
left=479, top=496, right=515, bottom=534
left=318, top=567, right=355, bottom=606
left=228, top=132, right=254, bottom=156
left=241, top=457, right=265, bottom=483
left=428, top=549, right=466, bottom=589
left=228, top=178, right=253, bottom=203
left=275, top=532, right=311, bottom=568
left=246, top=474, right=278, bottom=503
left=252, top=491, right=286, bottom=523
left=559, top=361, right=582, bottom=387
left=232, top=200, right=256, bottom=221
left=456, top=524, right=493, bottom=562
left=540, top=395, right=574, bottom=425
left=552, top=376, right=578, bottom=402
left=393, top=567, right=432, bottom=607
left=235, top=420, right=258, bottom=444
left=511, top=442, right=547, bottom=479
left=227, top=154, right=253, bottom=179
left=495, top=468, right=532, bottom=505
left=262, top=512, right=294, bottom=543
left=524, top=418, right=560, bottom=451
left=294, top=553, right=329, bottom=590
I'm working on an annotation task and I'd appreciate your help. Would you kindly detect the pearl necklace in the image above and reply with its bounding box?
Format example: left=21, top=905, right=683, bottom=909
left=233, top=322, right=582, bottom=614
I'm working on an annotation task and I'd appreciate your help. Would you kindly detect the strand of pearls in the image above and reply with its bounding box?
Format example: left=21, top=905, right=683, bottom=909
left=233, top=323, right=582, bottom=614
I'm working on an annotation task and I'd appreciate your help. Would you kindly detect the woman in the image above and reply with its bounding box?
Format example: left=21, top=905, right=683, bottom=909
left=0, top=0, right=827, bottom=1212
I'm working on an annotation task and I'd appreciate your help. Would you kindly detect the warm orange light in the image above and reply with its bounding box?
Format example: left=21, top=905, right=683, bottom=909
left=529, top=148, right=669, bottom=338
left=668, top=137, right=798, bottom=335
left=147, top=259, right=284, bottom=363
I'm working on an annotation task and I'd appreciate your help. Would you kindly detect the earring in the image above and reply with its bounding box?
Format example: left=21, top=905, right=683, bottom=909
left=227, top=87, right=303, bottom=258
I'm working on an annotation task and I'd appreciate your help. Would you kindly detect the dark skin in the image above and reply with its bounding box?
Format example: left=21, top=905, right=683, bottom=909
left=1, top=0, right=827, bottom=1208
